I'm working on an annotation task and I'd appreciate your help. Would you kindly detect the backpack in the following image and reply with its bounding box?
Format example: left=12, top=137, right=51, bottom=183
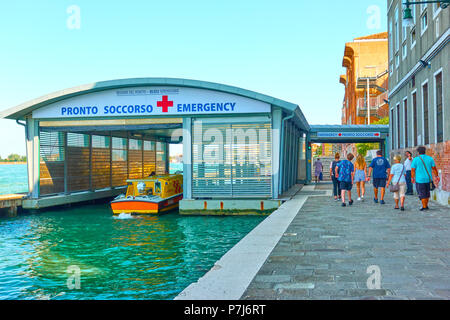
left=331, top=160, right=340, bottom=178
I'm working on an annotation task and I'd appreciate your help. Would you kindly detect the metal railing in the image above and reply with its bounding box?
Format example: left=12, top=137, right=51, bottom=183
left=356, top=91, right=389, bottom=118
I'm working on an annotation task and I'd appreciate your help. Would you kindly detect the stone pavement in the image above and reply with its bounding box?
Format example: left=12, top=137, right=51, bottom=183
left=242, top=182, right=450, bottom=300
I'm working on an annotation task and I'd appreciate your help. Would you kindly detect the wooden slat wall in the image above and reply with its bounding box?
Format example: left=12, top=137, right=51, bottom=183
left=67, top=146, right=90, bottom=192
left=40, top=161, right=64, bottom=195
left=156, top=160, right=166, bottom=175
left=92, top=147, right=111, bottom=189
left=128, top=149, right=143, bottom=179
left=38, top=130, right=164, bottom=196
left=156, top=143, right=167, bottom=175
left=143, top=150, right=156, bottom=176
left=112, top=161, right=127, bottom=186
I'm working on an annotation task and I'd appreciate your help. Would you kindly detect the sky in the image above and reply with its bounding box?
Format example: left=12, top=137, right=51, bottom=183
left=0, top=0, right=387, bottom=158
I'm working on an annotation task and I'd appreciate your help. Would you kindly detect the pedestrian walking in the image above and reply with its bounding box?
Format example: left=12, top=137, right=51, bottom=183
left=386, top=154, right=407, bottom=212
left=404, top=151, right=414, bottom=195
left=367, top=150, right=391, bottom=205
left=411, top=146, right=440, bottom=211
left=335, top=153, right=355, bottom=207
left=314, top=158, right=323, bottom=184
left=354, top=153, right=367, bottom=201
left=330, top=153, right=342, bottom=201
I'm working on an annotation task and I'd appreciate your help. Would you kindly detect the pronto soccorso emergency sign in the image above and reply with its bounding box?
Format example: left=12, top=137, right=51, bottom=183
left=32, top=86, right=271, bottom=119
left=317, top=132, right=381, bottom=138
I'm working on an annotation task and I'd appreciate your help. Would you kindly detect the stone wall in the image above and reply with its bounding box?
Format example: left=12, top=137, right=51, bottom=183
left=390, top=140, right=450, bottom=206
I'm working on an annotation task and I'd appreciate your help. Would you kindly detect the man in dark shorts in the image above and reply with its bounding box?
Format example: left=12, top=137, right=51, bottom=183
left=335, top=153, right=355, bottom=207
left=367, top=150, right=391, bottom=204
left=411, top=146, right=440, bottom=211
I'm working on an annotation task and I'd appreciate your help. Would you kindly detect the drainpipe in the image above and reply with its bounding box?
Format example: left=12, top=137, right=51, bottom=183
left=279, top=111, right=295, bottom=195
left=16, top=120, right=28, bottom=140
left=16, top=119, right=28, bottom=138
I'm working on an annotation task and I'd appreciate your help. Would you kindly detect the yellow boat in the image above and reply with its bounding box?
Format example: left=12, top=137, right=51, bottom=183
left=110, top=174, right=183, bottom=215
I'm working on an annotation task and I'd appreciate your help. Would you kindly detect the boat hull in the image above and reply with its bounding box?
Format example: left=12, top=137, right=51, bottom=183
left=111, top=194, right=183, bottom=215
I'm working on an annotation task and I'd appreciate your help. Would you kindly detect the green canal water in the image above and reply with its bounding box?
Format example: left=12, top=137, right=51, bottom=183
left=0, top=164, right=266, bottom=300
left=0, top=164, right=28, bottom=195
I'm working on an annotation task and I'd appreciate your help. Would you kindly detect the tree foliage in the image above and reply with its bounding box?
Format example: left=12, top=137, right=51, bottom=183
left=0, top=154, right=26, bottom=162
left=373, top=117, right=389, bottom=125
left=356, top=143, right=379, bottom=157
left=356, top=117, right=389, bottom=157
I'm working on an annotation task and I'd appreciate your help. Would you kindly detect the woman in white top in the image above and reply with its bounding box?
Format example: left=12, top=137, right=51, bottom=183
left=386, top=154, right=407, bottom=211
left=404, top=151, right=413, bottom=195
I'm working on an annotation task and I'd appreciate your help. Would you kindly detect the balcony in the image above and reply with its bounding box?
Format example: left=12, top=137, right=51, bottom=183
left=357, top=91, right=389, bottom=119
left=356, top=69, right=388, bottom=93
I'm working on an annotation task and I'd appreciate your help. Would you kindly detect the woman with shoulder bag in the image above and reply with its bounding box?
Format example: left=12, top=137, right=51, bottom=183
left=411, top=146, right=440, bottom=212
left=386, top=154, right=407, bottom=212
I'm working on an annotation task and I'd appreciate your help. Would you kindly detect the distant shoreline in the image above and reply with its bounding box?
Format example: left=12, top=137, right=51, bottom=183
left=0, top=162, right=27, bottom=165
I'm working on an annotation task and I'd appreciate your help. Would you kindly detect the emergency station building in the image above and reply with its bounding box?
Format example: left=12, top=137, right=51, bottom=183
left=1, top=78, right=311, bottom=214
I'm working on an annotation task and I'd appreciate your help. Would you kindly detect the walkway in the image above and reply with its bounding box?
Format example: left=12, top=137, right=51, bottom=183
left=242, top=183, right=450, bottom=300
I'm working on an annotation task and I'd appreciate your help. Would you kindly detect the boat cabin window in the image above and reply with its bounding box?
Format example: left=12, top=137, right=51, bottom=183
left=155, top=181, right=161, bottom=194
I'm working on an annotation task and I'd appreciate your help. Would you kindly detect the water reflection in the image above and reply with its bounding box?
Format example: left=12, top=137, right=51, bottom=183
left=0, top=205, right=264, bottom=300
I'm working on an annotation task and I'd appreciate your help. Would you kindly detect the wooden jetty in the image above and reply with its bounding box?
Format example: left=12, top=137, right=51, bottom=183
left=0, top=194, right=26, bottom=217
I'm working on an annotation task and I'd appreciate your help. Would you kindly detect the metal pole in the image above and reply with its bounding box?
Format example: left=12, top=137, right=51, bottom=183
left=367, top=78, right=371, bottom=125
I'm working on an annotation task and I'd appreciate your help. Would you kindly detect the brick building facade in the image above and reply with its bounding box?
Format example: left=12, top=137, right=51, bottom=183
left=387, top=1, right=449, bottom=205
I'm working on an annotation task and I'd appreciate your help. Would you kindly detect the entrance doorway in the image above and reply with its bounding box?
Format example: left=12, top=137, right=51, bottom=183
left=306, top=125, right=390, bottom=184
left=310, top=142, right=383, bottom=182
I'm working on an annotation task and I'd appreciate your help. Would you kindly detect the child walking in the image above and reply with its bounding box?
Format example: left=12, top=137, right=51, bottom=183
left=335, top=153, right=355, bottom=207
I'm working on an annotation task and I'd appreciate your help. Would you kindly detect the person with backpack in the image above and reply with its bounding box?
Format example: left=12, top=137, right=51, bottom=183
left=367, top=150, right=391, bottom=205
left=411, top=146, right=440, bottom=211
left=335, top=153, right=355, bottom=207
left=386, top=154, right=407, bottom=212
left=330, top=153, right=342, bottom=201
left=314, top=158, right=323, bottom=183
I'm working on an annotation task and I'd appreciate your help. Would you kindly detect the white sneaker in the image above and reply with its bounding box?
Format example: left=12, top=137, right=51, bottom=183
left=357, top=197, right=361, bottom=201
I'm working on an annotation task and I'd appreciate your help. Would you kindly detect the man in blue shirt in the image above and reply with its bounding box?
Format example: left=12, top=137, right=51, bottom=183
left=411, top=146, right=440, bottom=211
left=367, top=150, right=391, bottom=204
left=335, top=153, right=355, bottom=207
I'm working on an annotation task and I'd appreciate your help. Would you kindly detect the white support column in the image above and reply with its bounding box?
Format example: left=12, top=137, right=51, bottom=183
left=25, top=117, right=40, bottom=199
left=293, top=128, right=298, bottom=185
left=183, top=117, right=192, bottom=199
left=286, top=122, right=291, bottom=191
left=272, top=108, right=282, bottom=199
left=165, top=141, right=170, bottom=174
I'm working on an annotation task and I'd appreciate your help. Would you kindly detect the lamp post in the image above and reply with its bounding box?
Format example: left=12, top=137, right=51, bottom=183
left=403, top=1, right=450, bottom=27
left=364, top=65, right=377, bottom=125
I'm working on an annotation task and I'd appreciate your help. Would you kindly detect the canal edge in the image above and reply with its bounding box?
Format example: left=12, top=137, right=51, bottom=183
left=174, top=191, right=310, bottom=300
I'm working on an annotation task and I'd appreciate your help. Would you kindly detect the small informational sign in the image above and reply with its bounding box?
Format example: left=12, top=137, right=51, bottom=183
left=32, top=86, right=271, bottom=119
left=317, top=132, right=381, bottom=138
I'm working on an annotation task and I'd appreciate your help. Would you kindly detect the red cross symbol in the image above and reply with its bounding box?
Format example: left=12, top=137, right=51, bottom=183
left=157, top=95, right=173, bottom=113
left=374, top=133, right=380, bottom=137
